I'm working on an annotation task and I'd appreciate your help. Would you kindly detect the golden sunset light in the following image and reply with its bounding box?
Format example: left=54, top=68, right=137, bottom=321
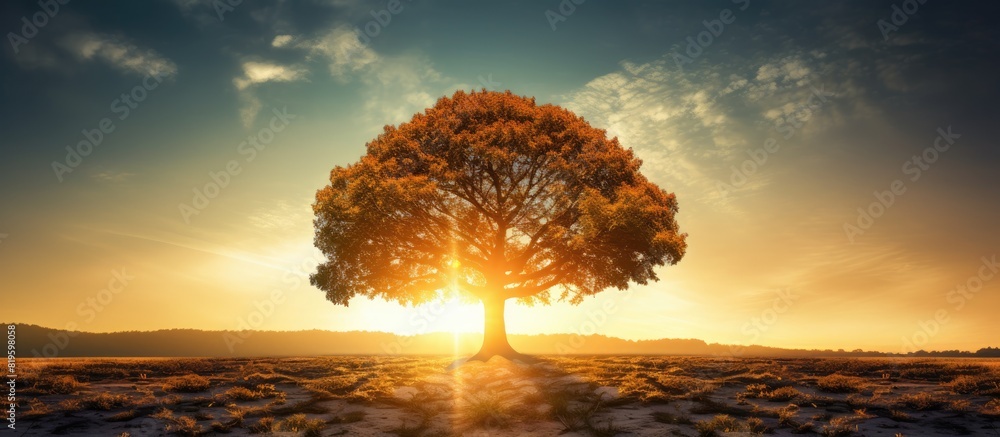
left=3, top=0, right=1000, bottom=435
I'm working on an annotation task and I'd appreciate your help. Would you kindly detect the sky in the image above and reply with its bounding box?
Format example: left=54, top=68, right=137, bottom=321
left=2, top=0, right=999, bottom=353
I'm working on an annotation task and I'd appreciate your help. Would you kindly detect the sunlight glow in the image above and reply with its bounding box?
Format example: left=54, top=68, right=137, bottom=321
left=437, top=296, right=482, bottom=334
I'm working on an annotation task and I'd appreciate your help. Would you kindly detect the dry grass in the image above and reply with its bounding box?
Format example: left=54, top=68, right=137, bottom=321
left=981, top=398, right=1000, bottom=415
left=616, top=373, right=668, bottom=402
left=22, top=398, right=51, bottom=418
left=304, top=374, right=360, bottom=395
left=777, top=403, right=800, bottom=427
left=891, top=392, right=947, bottom=411
left=889, top=409, right=915, bottom=422
left=743, top=383, right=802, bottom=401
left=106, top=409, right=137, bottom=422
left=248, top=416, right=276, bottom=433
left=346, top=375, right=397, bottom=402
left=694, top=414, right=768, bottom=436
left=21, top=374, right=87, bottom=395
left=820, top=416, right=860, bottom=436
left=652, top=374, right=717, bottom=398
left=162, top=374, right=211, bottom=392
left=165, top=416, right=202, bottom=436
left=217, top=383, right=284, bottom=405
left=151, top=407, right=175, bottom=420
left=276, top=413, right=325, bottom=436
left=80, top=392, right=134, bottom=410
left=947, top=373, right=1000, bottom=395
left=460, top=392, right=519, bottom=428
left=15, top=355, right=1000, bottom=435
left=817, top=374, right=869, bottom=393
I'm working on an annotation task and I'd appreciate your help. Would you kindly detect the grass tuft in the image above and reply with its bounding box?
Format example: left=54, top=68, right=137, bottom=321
left=163, top=374, right=211, bottom=393
left=694, top=414, right=743, bottom=437
left=816, top=374, right=869, bottom=393
left=81, top=392, right=135, bottom=410
left=277, top=413, right=325, bottom=437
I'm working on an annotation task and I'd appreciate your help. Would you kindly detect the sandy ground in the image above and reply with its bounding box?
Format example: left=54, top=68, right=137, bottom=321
left=11, top=356, right=1000, bottom=436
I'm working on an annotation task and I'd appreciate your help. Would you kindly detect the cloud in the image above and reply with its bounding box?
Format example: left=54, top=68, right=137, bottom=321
left=216, top=21, right=456, bottom=128
left=60, top=32, right=177, bottom=78
left=355, top=54, right=450, bottom=124
left=291, top=25, right=458, bottom=126
left=561, top=49, right=859, bottom=215
left=271, top=35, right=294, bottom=47
left=232, top=60, right=307, bottom=126
left=237, top=94, right=264, bottom=129
left=247, top=199, right=311, bottom=231
left=301, top=26, right=379, bottom=80
left=233, top=61, right=307, bottom=90
left=90, top=170, right=135, bottom=183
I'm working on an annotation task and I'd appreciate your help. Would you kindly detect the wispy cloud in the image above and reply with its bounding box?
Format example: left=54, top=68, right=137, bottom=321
left=60, top=32, right=178, bottom=78
left=271, top=34, right=294, bottom=48
left=289, top=25, right=459, bottom=125
left=91, top=170, right=135, bottom=183
left=300, top=26, right=379, bottom=80
left=246, top=199, right=311, bottom=231
left=232, top=60, right=307, bottom=126
left=561, top=51, right=851, bottom=215
left=88, top=227, right=292, bottom=274
left=233, top=61, right=307, bottom=90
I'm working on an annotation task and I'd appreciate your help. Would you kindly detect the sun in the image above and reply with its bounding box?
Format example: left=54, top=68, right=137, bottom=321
left=428, top=294, right=482, bottom=358
left=434, top=296, right=483, bottom=335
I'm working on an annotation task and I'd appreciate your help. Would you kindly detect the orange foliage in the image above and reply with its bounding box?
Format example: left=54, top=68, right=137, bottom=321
left=311, top=90, right=687, bottom=356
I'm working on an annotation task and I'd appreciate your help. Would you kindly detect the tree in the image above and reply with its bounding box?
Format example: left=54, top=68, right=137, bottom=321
left=310, top=90, right=687, bottom=361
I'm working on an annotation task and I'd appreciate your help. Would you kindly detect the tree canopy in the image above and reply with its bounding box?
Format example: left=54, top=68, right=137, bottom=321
left=311, top=90, right=687, bottom=311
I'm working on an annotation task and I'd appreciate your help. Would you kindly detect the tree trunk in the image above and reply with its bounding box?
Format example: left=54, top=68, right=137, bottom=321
left=467, top=296, right=533, bottom=362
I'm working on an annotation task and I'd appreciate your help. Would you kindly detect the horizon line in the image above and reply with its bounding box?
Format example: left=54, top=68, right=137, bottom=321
left=8, top=322, right=999, bottom=356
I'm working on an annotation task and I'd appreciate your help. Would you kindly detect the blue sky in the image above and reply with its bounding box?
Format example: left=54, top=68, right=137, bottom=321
left=2, top=0, right=999, bottom=352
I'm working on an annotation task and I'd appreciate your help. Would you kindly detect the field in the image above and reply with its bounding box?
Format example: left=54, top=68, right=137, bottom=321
left=12, top=356, right=1000, bottom=436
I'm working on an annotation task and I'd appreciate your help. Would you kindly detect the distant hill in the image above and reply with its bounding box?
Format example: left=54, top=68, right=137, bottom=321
left=5, top=323, right=999, bottom=358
